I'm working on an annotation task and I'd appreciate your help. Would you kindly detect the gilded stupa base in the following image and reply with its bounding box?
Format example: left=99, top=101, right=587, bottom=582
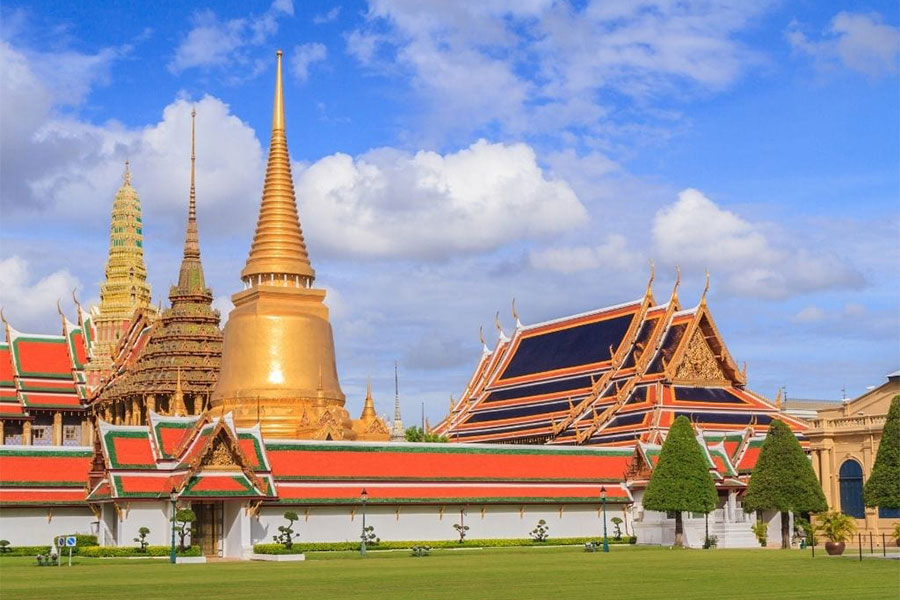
left=212, top=396, right=357, bottom=439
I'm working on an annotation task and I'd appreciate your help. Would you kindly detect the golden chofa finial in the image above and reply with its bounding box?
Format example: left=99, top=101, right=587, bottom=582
left=671, top=265, right=681, bottom=301
left=512, top=298, right=522, bottom=329
left=494, top=311, right=507, bottom=340
left=646, top=259, right=655, bottom=297
left=698, top=269, right=710, bottom=306
left=240, top=49, right=316, bottom=287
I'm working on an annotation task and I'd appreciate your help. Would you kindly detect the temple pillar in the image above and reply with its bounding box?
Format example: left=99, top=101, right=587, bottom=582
left=52, top=412, right=62, bottom=445
left=194, top=394, right=205, bottom=415
left=132, top=397, right=141, bottom=425
left=22, top=421, right=32, bottom=446
left=146, top=395, right=156, bottom=419
left=0, top=420, right=5, bottom=445
left=727, top=490, right=737, bottom=523
left=81, top=419, right=91, bottom=446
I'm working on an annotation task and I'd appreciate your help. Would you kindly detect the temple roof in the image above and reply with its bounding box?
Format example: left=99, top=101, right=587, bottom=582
left=0, top=314, right=90, bottom=416
left=0, top=446, right=93, bottom=506
left=436, top=276, right=808, bottom=446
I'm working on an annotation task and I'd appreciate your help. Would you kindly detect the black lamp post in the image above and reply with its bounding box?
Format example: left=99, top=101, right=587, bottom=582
left=601, top=486, right=609, bottom=553
left=360, top=488, right=368, bottom=557
left=169, top=487, right=178, bottom=564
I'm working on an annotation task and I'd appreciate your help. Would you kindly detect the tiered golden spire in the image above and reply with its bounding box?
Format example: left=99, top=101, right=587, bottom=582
left=240, top=50, right=315, bottom=286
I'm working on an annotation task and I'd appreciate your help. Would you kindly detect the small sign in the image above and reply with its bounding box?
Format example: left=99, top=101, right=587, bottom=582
left=57, top=537, right=65, bottom=548
left=65, top=536, right=76, bottom=548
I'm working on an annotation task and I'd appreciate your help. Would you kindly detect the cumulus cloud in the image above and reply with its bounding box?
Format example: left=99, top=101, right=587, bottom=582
left=0, top=256, right=82, bottom=334
left=291, top=42, right=327, bottom=83
left=529, top=234, right=640, bottom=273
left=652, top=189, right=865, bottom=299
left=294, top=139, right=586, bottom=259
left=788, top=11, right=900, bottom=77
left=169, top=0, right=294, bottom=74
left=793, top=306, right=826, bottom=323
left=347, top=1, right=770, bottom=142
left=313, top=7, right=341, bottom=25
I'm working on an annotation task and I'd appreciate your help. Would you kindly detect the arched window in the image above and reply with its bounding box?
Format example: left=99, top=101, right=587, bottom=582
left=839, top=459, right=865, bottom=519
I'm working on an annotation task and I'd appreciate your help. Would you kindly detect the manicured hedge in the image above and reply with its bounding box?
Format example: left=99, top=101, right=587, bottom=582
left=254, top=536, right=638, bottom=554
left=0, top=535, right=99, bottom=557
left=79, top=545, right=202, bottom=557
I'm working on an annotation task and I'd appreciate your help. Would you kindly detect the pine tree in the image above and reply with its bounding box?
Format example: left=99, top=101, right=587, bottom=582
left=643, top=415, right=717, bottom=547
left=864, top=396, right=900, bottom=510
left=743, top=419, right=827, bottom=549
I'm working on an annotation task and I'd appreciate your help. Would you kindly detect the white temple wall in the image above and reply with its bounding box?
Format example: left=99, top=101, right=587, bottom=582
left=117, top=504, right=170, bottom=548
left=0, top=507, right=95, bottom=546
left=254, top=503, right=626, bottom=545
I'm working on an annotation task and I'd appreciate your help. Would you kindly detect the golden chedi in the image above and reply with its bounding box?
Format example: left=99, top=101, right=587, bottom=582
left=213, top=51, right=385, bottom=440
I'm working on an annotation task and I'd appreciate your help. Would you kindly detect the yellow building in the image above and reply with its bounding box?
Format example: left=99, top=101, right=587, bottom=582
left=806, top=371, right=900, bottom=539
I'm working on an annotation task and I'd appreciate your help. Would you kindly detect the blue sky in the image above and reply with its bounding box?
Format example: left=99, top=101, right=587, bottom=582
left=1, top=0, right=898, bottom=424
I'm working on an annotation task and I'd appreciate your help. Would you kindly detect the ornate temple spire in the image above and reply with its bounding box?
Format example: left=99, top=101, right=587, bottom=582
left=240, top=50, right=315, bottom=287
left=86, top=159, right=153, bottom=389
left=361, top=379, right=377, bottom=419
left=390, top=361, right=405, bottom=441
left=175, top=108, right=207, bottom=296
left=171, top=368, right=187, bottom=417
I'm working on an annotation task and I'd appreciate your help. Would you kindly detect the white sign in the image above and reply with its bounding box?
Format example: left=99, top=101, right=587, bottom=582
left=66, top=536, right=76, bottom=548
left=56, top=537, right=65, bottom=549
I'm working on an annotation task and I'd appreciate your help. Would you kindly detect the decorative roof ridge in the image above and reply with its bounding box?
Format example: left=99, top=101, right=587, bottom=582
left=264, top=438, right=635, bottom=453
left=0, top=444, right=93, bottom=453
left=519, top=298, right=644, bottom=332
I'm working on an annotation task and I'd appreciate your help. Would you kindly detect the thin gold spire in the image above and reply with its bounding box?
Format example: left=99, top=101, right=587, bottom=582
left=123, top=159, right=131, bottom=186
left=240, top=49, right=315, bottom=286
left=183, top=107, right=200, bottom=261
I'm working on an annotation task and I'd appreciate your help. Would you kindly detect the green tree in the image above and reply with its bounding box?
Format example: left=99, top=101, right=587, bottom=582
left=642, top=415, right=717, bottom=547
left=133, top=527, right=150, bottom=552
left=864, top=396, right=900, bottom=510
left=404, top=426, right=448, bottom=443
left=172, top=509, right=196, bottom=551
left=743, top=419, right=827, bottom=549
left=273, top=511, right=300, bottom=549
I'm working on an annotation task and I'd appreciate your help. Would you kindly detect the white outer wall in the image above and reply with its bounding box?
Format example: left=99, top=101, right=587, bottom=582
left=0, top=508, right=95, bottom=546
left=115, top=504, right=171, bottom=547
left=255, top=503, right=624, bottom=544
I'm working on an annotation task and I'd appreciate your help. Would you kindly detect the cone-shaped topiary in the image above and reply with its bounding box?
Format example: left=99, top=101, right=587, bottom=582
left=743, top=419, right=827, bottom=548
left=643, top=415, right=717, bottom=547
left=864, top=396, right=900, bottom=510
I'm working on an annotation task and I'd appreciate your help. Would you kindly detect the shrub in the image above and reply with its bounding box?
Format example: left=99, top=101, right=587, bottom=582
left=362, top=525, right=380, bottom=546
left=453, top=523, right=470, bottom=543
left=411, top=545, right=431, bottom=557
left=0, top=540, right=9, bottom=553
left=751, top=520, right=768, bottom=547
left=133, top=527, right=150, bottom=553
left=78, top=545, right=202, bottom=558
left=864, top=397, right=900, bottom=510
left=529, top=519, right=550, bottom=542
left=702, top=535, right=718, bottom=549
left=815, top=511, right=857, bottom=543
left=173, top=508, right=196, bottom=551
left=893, top=523, right=900, bottom=543
left=273, top=511, right=300, bottom=550
left=610, top=517, right=623, bottom=541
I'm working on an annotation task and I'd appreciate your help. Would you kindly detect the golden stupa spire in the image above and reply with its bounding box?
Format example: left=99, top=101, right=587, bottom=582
left=171, top=368, right=187, bottom=417
left=240, top=49, right=315, bottom=286
left=361, top=378, right=377, bottom=419
left=123, top=159, right=131, bottom=186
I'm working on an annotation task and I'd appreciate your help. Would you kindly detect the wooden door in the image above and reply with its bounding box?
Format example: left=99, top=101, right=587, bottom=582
left=193, top=502, right=222, bottom=556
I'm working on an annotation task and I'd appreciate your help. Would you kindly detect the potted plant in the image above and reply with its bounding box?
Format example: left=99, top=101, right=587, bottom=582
left=815, top=511, right=856, bottom=556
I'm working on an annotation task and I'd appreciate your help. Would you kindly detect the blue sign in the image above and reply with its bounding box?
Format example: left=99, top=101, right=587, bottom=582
left=65, top=536, right=76, bottom=548
left=57, top=537, right=66, bottom=548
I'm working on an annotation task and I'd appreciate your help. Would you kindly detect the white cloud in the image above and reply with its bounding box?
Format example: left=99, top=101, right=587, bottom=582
left=294, top=139, right=586, bottom=259
left=0, top=256, right=82, bottom=334
left=529, top=234, right=640, bottom=273
left=291, top=42, right=327, bottom=83
left=314, top=7, right=341, bottom=25
left=348, top=1, right=771, bottom=142
left=652, top=189, right=864, bottom=299
left=788, top=11, right=900, bottom=78
left=169, top=1, right=294, bottom=74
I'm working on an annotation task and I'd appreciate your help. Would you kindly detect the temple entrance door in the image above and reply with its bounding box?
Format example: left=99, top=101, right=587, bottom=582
left=193, top=502, right=223, bottom=557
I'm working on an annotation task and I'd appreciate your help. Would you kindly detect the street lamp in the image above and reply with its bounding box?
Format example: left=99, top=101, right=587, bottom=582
left=169, top=487, right=178, bottom=564
left=601, top=486, right=609, bottom=553
left=360, top=488, right=368, bottom=558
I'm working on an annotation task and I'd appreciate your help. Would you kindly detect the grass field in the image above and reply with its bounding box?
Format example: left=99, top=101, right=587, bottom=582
left=1, top=546, right=897, bottom=600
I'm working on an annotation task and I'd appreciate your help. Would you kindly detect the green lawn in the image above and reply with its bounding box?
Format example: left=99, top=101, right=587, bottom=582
left=1, top=546, right=897, bottom=600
